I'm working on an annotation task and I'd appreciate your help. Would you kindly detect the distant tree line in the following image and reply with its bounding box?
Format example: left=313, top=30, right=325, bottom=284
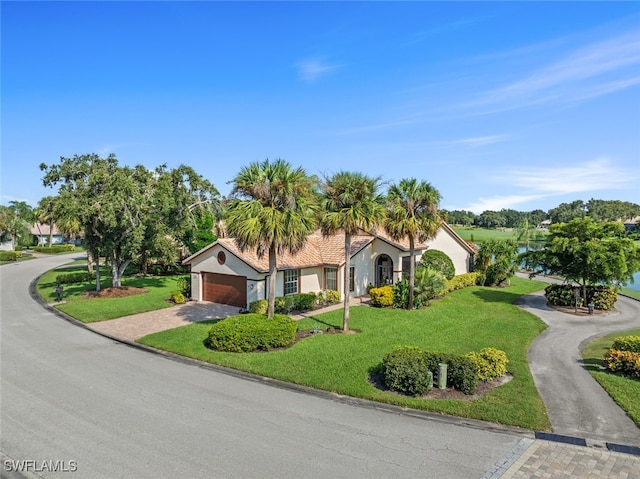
left=442, top=199, right=640, bottom=229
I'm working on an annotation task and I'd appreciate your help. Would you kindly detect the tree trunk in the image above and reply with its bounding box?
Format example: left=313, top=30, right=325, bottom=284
left=408, top=235, right=415, bottom=310
left=111, top=256, right=131, bottom=288
left=267, top=245, right=277, bottom=318
left=87, top=251, right=94, bottom=275
left=343, top=232, right=351, bottom=332
left=141, top=250, right=149, bottom=276
left=48, top=220, right=53, bottom=247
left=95, top=252, right=101, bottom=292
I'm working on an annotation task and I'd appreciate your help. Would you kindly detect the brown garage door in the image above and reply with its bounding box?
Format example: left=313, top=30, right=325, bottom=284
left=202, top=273, right=247, bottom=307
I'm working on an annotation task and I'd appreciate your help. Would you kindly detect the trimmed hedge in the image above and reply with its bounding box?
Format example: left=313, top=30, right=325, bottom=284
left=370, top=285, right=394, bottom=307
left=317, top=289, right=340, bottom=306
left=205, top=314, right=297, bottom=353
left=381, top=347, right=481, bottom=396
left=445, top=272, right=480, bottom=293
left=423, top=352, right=479, bottom=395
left=604, top=349, right=640, bottom=379
left=544, top=284, right=617, bottom=310
left=0, top=251, right=18, bottom=262
left=589, top=287, right=617, bottom=311
left=34, top=244, right=75, bottom=253
left=603, top=335, right=640, bottom=379
left=56, top=272, right=92, bottom=284
left=611, top=335, right=640, bottom=353
left=467, top=348, right=509, bottom=381
left=382, top=346, right=433, bottom=396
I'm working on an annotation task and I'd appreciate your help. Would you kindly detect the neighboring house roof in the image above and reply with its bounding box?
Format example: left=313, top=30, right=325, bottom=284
left=622, top=216, right=640, bottom=225
left=183, top=222, right=476, bottom=273
left=30, top=223, right=63, bottom=235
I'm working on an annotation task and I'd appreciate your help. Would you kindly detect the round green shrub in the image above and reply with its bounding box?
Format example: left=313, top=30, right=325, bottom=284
left=171, top=290, right=186, bottom=304
left=545, top=284, right=581, bottom=307
left=611, top=335, right=640, bottom=353
left=588, top=286, right=617, bottom=310
left=467, top=348, right=508, bottom=381
left=293, top=292, right=317, bottom=311
left=419, top=250, right=455, bottom=280
left=249, top=299, right=268, bottom=314
left=423, top=351, right=479, bottom=395
left=205, top=314, right=297, bottom=353
left=382, top=346, right=432, bottom=396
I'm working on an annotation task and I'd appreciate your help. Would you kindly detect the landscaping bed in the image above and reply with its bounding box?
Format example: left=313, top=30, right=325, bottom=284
left=138, top=277, right=551, bottom=430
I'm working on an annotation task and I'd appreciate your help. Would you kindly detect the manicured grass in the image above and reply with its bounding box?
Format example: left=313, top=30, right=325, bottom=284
left=581, top=328, right=640, bottom=428
left=620, top=288, right=640, bottom=301
left=139, top=277, right=551, bottom=430
left=37, top=264, right=180, bottom=322
left=452, top=227, right=547, bottom=245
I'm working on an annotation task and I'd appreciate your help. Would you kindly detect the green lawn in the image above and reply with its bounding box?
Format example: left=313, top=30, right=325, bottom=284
left=138, top=277, right=551, bottom=430
left=37, top=264, right=181, bottom=322
left=620, top=288, right=640, bottom=301
left=452, top=227, right=547, bottom=245
left=581, top=328, right=640, bottom=427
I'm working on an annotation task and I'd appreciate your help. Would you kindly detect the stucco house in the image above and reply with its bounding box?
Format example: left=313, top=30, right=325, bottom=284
left=183, top=222, right=476, bottom=309
left=30, top=223, right=65, bottom=246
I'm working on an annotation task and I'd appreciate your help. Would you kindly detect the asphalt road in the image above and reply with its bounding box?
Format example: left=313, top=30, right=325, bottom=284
left=1, top=254, right=525, bottom=479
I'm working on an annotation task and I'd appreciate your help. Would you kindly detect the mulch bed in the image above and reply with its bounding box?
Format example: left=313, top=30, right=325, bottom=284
left=549, top=305, right=607, bottom=317
left=369, top=372, right=513, bottom=401
left=83, top=286, right=149, bottom=299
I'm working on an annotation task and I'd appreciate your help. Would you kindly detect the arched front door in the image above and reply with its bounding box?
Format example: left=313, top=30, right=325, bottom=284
left=376, top=255, right=394, bottom=287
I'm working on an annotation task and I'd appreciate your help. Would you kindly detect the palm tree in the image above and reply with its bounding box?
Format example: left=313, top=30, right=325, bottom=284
left=226, top=159, right=318, bottom=318
left=36, top=196, right=57, bottom=247
left=384, top=178, right=442, bottom=309
left=320, top=172, right=385, bottom=332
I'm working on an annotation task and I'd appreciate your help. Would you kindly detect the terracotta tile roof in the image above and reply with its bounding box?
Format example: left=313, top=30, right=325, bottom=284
left=30, top=223, right=62, bottom=235
left=215, top=231, right=374, bottom=273
left=183, top=221, right=475, bottom=271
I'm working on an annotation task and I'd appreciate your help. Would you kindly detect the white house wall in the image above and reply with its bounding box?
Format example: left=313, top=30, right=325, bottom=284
left=189, top=244, right=266, bottom=303
left=349, top=243, right=374, bottom=297
left=427, top=229, right=472, bottom=275
left=301, top=267, right=322, bottom=293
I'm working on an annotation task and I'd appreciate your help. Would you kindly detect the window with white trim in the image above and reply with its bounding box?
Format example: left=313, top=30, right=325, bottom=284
left=325, top=267, right=337, bottom=291
left=284, top=269, right=299, bottom=295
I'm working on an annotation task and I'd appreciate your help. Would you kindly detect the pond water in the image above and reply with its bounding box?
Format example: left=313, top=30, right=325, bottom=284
left=516, top=246, right=640, bottom=292
left=627, top=271, right=640, bottom=292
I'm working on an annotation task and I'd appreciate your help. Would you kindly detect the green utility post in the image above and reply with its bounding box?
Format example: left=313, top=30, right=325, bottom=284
left=438, top=363, right=448, bottom=389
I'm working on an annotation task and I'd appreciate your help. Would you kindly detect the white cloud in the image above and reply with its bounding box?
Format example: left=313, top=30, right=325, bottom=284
left=463, top=194, right=550, bottom=214
left=509, top=158, right=635, bottom=194
left=460, top=158, right=638, bottom=213
left=296, top=58, right=339, bottom=82
left=454, top=135, right=509, bottom=146
left=468, top=28, right=640, bottom=114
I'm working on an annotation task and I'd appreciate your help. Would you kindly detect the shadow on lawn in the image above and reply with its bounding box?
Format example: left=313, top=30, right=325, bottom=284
left=472, top=288, right=523, bottom=305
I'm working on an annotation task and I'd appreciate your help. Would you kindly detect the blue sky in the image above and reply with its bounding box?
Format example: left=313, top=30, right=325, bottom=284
left=2, top=1, right=639, bottom=214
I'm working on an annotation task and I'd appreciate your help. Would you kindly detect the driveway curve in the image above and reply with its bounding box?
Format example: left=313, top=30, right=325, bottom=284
left=518, top=280, right=640, bottom=445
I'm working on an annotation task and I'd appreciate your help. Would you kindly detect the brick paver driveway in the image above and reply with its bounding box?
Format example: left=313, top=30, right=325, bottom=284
left=88, top=301, right=239, bottom=342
